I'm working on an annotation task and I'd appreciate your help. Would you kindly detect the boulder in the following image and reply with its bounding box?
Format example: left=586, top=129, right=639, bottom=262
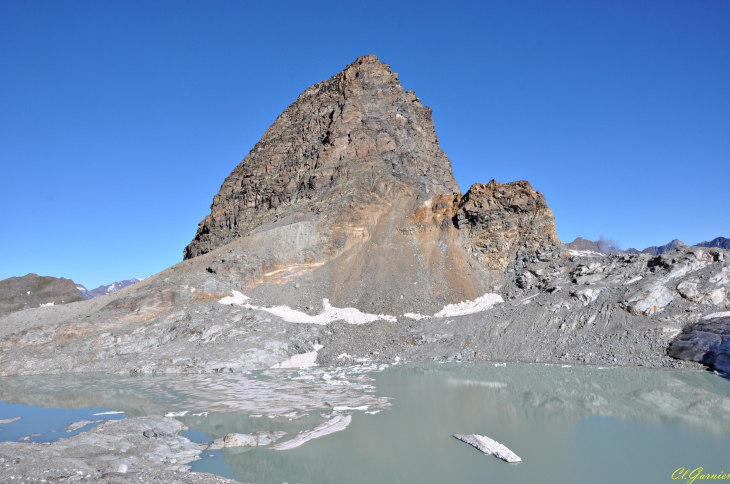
left=668, top=315, right=730, bottom=373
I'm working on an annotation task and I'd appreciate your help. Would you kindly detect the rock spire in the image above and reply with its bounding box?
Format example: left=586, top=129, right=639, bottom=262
left=185, top=55, right=459, bottom=259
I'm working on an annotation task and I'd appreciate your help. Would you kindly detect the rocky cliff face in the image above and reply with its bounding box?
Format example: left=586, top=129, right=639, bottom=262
left=177, top=55, right=563, bottom=315
left=0, top=274, right=83, bottom=316
left=454, top=180, right=563, bottom=271
left=184, top=55, right=459, bottom=260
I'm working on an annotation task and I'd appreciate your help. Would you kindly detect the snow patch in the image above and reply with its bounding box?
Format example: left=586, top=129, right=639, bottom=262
left=219, top=292, right=396, bottom=324
left=433, top=293, right=503, bottom=317
left=39, top=302, right=54, bottom=307
left=404, top=312, right=429, bottom=320
left=569, top=249, right=605, bottom=258
left=260, top=299, right=396, bottom=324
left=218, top=291, right=250, bottom=306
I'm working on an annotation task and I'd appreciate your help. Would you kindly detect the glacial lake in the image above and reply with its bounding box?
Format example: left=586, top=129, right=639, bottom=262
left=1, top=362, right=729, bottom=484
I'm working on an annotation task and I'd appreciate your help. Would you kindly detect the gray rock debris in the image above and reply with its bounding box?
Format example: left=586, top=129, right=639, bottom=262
left=0, top=416, right=236, bottom=483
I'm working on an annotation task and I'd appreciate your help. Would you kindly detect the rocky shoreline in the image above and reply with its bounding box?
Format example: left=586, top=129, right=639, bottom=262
left=0, top=416, right=238, bottom=483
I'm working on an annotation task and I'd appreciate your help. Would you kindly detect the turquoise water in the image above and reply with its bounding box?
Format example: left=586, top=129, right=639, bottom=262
left=1, top=363, right=729, bottom=483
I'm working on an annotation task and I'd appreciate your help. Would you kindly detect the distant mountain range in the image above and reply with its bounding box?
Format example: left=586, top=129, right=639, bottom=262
left=76, top=278, right=143, bottom=299
left=567, top=236, right=729, bottom=257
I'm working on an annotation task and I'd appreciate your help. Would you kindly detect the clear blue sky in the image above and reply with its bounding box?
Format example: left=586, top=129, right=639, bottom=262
left=1, top=1, right=728, bottom=288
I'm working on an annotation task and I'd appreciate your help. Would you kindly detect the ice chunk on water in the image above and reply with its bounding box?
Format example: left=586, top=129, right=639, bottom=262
left=454, top=434, right=521, bottom=463
left=272, top=415, right=352, bottom=450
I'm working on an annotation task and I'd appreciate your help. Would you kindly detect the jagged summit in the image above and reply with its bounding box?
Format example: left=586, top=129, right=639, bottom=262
left=184, top=55, right=459, bottom=259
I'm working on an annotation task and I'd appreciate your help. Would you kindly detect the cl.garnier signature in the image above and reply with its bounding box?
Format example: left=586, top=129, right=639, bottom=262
left=673, top=468, right=730, bottom=483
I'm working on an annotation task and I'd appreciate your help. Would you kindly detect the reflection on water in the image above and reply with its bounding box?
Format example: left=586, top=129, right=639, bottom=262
left=1, top=363, right=729, bottom=484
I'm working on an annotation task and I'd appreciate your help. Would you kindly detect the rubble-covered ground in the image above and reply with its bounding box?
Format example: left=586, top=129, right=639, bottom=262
left=0, top=416, right=238, bottom=483
left=0, top=245, right=727, bottom=376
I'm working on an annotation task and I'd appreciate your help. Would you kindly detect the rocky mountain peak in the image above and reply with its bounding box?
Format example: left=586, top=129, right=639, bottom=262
left=184, top=55, right=459, bottom=259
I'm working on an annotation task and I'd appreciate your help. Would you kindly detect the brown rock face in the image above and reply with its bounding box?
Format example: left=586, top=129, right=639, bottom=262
left=454, top=180, right=563, bottom=271
left=0, top=274, right=83, bottom=316
left=178, top=55, right=564, bottom=314
left=185, top=55, right=459, bottom=260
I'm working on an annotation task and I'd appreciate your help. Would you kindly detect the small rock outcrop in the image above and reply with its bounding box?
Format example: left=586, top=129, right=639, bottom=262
left=668, top=313, right=730, bottom=373
left=454, top=180, right=564, bottom=271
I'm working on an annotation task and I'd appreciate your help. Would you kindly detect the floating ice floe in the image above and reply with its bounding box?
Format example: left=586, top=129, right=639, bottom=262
left=0, top=417, right=21, bottom=425
left=164, top=411, right=189, bottom=417
left=454, top=434, right=521, bottom=463
left=220, top=291, right=396, bottom=324
left=447, top=378, right=507, bottom=389
left=332, top=406, right=368, bottom=411
left=92, top=411, right=124, bottom=416
left=208, top=431, right=288, bottom=450
left=271, top=414, right=352, bottom=451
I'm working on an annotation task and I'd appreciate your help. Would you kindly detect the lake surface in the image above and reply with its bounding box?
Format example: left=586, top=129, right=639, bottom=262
left=1, top=362, right=729, bottom=483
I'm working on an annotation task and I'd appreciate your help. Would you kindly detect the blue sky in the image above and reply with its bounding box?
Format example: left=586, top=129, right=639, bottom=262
left=1, top=0, right=728, bottom=288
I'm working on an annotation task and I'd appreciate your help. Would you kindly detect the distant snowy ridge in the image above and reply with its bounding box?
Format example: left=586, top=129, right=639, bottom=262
left=77, top=278, right=143, bottom=299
